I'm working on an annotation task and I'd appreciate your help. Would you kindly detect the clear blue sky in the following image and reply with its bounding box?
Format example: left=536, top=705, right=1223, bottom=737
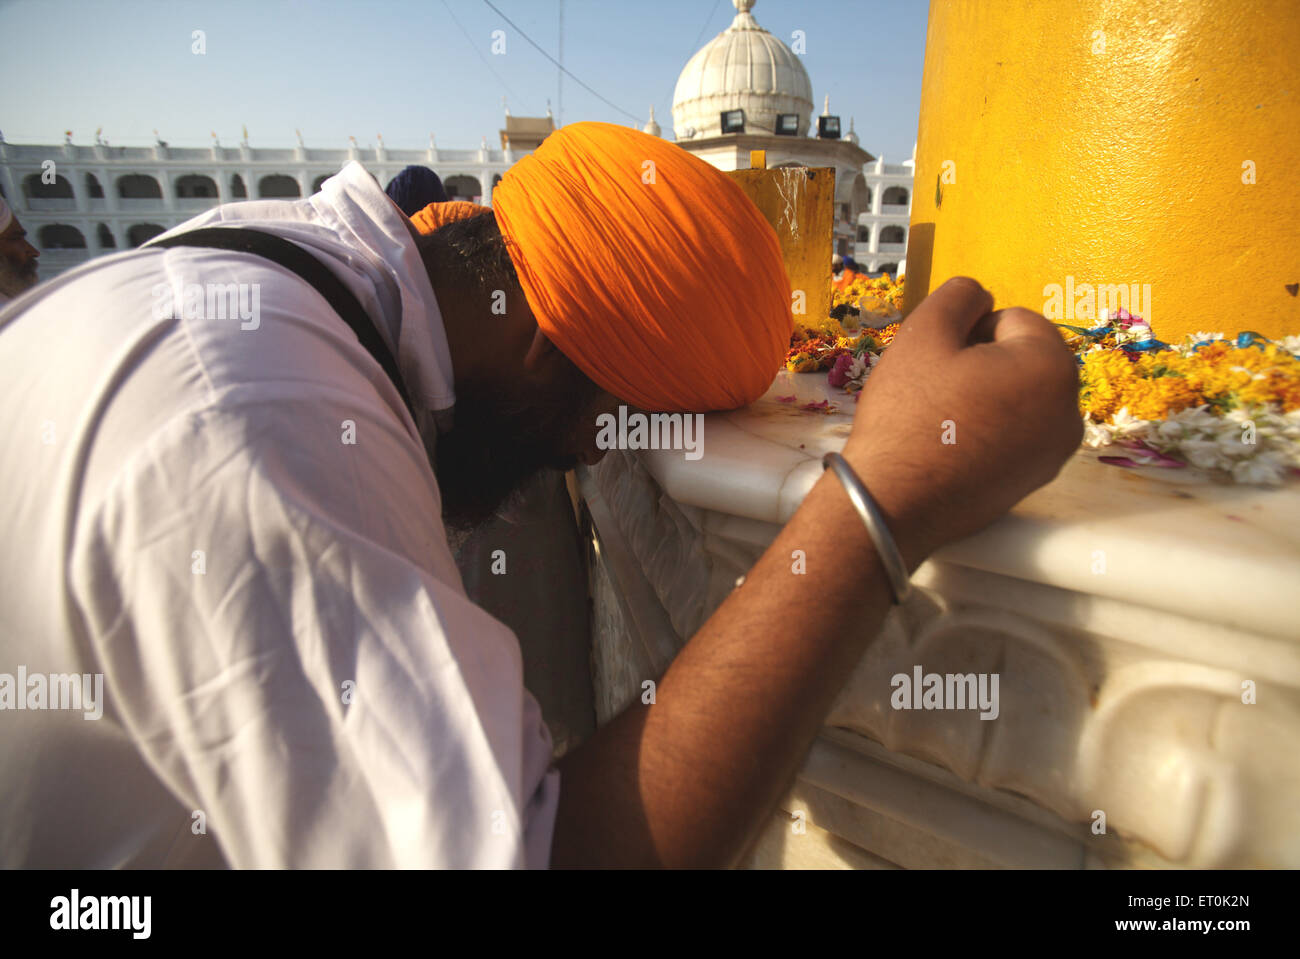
left=0, top=0, right=928, bottom=162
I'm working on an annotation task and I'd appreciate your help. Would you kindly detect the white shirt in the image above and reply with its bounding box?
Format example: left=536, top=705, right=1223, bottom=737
left=0, top=162, right=560, bottom=868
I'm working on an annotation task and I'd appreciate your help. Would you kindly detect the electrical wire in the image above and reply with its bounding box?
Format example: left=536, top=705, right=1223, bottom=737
left=481, top=0, right=640, bottom=123
left=441, top=0, right=533, bottom=114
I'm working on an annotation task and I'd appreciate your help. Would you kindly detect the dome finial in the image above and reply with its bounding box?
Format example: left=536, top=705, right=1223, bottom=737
left=733, top=0, right=755, bottom=12
left=823, top=94, right=830, bottom=115
left=643, top=105, right=662, bottom=137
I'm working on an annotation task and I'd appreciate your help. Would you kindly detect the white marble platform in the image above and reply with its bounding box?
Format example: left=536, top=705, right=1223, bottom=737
left=640, top=370, right=1300, bottom=643
left=580, top=370, right=1300, bottom=869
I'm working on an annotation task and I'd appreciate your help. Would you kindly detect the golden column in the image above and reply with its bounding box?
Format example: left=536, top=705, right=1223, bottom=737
left=903, top=0, right=1300, bottom=342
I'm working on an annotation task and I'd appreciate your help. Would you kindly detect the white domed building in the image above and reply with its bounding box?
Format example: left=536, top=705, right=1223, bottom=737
left=663, top=0, right=913, bottom=275
left=672, top=0, right=815, bottom=141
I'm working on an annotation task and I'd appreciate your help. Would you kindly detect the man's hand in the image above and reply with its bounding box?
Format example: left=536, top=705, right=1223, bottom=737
left=845, top=276, right=1083, bottom=568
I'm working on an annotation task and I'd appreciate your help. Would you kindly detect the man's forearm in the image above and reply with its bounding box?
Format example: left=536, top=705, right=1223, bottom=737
left=550, top=469, right=910, bottom=867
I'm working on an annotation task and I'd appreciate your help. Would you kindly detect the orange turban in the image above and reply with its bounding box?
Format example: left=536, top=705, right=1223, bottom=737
left=410, top=200, right=491, bottom=234
left=491, top=122, right=791, bottom=412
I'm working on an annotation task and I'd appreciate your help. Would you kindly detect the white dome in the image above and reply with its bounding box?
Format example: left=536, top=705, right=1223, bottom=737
left=672, top=0, right=814, bottom=140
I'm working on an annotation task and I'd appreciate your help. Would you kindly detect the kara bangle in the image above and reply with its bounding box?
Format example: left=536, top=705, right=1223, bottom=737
left=822, top=451, right=912, bottom=605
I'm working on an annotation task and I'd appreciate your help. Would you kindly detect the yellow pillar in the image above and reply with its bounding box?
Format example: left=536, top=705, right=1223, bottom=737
left=904, top=0, right=1300, bottom=342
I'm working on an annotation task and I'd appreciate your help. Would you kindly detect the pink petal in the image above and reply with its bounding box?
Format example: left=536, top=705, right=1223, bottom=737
left=776, top=395, right=796, bottom=404
left=1113, top=439, right=1186, bottom=468
left=1100, top=452, right=1186, bottom=470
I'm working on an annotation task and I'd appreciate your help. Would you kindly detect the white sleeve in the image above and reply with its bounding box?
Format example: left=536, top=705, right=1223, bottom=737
left=67, top=394, right=559, bottom=868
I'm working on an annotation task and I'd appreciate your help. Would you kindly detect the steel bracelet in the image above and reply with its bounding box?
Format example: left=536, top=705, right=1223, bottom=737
left=822, top=451, right=912, bottom=605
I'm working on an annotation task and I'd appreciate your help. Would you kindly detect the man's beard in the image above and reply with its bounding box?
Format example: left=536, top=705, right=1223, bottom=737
left=0, top=256, right=38, bottom=299
left=433, top=371, right=598, bottom=532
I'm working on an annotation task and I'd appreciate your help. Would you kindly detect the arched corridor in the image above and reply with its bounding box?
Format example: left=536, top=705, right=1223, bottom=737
left=126, top=223, right=166, bottom=247
left=38, top=224, right=87, bottom=249
left=258, top=175, right=300, bottom=198
left=117, top=174, right=163, bottom=199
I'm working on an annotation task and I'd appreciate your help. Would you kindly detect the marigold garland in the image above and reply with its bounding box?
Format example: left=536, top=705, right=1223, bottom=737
left=784, top=281, right=1300, bottom=485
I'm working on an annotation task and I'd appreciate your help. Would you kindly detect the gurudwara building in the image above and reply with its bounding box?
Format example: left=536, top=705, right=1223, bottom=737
left=0, top=115, right=554, bottom=281
left=668, top=0, right=914, bottom=273
left=2, top=0, right=911, bottom=282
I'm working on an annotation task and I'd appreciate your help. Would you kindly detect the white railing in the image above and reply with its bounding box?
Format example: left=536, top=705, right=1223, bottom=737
left=26, top=198, right=78, bottom=211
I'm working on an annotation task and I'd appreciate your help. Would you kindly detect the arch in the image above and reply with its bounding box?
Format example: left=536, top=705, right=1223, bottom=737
left=882, top=185, right=909, bottom=206
left=442, top=174, right=481, bottom=200
left=118, top=174, right=163, bottom=199
left=877, top=262, right=899, bottom=276
left=856, top=225, right=871, bottom=243
left=230, top=174, right=248, bottom=198
left=849, top=173, right=870, bottom=217
left=126, top=223, right=166, bottom=247
left=38, top=224, right=87, bottom=249
left=311, top=173, right=334, bottom=194
left=85, top=172, right=105, bottom=198
left=22, top=172, right=75, bottom=199
left=258, top=174, right=300, bottom=198
left=175, top=174, right=219, bottom=198
left=879, top=225, right=906, bottom=244
left=97, top=223, right=117, bottom=248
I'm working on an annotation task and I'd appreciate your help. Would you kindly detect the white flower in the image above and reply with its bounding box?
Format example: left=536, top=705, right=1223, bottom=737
left=1280, top=408, right=1300, bottom=441
left=1180, top=438, right=1229, bottom=471
left=1083, top=419, right=1114, bottom=448
left=1231, top=451, right=1288, bottom=486
left=1154, top=417, right=1186, bottom=442
left=1281, top=334, right=1300, bottom=356
left=1109, top=407, right=1152, bottom=440
left=1168, top=405, right=1220, bottom=432
left=1215, top=429, right=1256, bottom=458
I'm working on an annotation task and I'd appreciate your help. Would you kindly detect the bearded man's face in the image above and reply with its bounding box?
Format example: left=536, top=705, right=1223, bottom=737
left=0, top=219, right=40, bottom=299
left=433, top=360, right=615, bottom=531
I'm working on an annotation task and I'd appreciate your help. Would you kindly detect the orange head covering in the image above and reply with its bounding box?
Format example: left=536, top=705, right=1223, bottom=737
left=833, top=268, right=860, bottom=291
left=410, top=200, right=492, bottom=234
left=490, top=122, right=791, bottom=412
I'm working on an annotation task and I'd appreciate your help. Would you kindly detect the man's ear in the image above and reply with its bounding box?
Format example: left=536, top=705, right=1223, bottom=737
left=523, top=326, right=561, bottom=371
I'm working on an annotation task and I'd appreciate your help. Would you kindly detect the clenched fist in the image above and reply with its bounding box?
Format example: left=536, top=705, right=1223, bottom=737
left=843, top=276, right=1083, bottom=569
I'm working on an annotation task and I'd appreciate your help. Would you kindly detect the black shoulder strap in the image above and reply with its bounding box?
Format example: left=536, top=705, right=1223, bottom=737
left=147, top=226, right=415, bottom=422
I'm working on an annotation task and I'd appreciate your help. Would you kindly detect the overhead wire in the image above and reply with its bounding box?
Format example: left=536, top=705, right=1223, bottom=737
left=481, top=0, right=641, bottom=124
left=441, top=0, right=533, bottom=114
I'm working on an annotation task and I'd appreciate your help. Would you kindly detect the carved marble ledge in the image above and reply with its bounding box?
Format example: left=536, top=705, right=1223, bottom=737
left=579, top=372, right=1300, bottom=869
